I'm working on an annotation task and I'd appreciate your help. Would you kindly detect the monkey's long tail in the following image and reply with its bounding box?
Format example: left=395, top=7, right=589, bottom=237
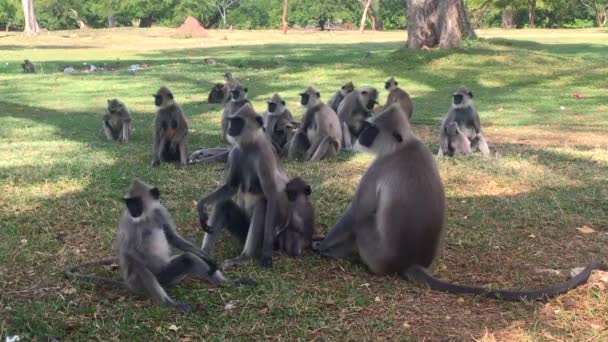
left=404, top=262, right=607, bottom=301
left=64, top=257, right=125, bottom=289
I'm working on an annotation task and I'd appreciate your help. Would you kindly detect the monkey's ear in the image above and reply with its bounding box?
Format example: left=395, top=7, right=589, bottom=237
left=393, top=131, right=403, bottom=142
left=255, top=116, right=264, bottom=127
left=124, top=197, right=144, bottom=218
left=167, top=92, right=174, bottom=100
left=243, top=87, right=248, bottom=93
left=281, top=100, right=285, bottom=106
left=304, top=185, right=312, bottom=196
left=468, top=91, right=473, bottom=98
left=315, top=92, right=320, bottom=98
left=150, top=187, right=160, bottom=200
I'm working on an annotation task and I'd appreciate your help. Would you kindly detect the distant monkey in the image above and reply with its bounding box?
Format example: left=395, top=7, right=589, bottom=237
left=337, top=86, right=378, bottom=150
left=314, top=104, right=606, bottom=301
left=276, top=177, right=315, bottom=257
left=328, top=81, right=355, bottom=112
left=116, top=179, right=253, bottom=312
left=439, top=87, right=490, bottom=157
left=384, top=77, right=413, bottom=120
left=102, top=99, right=132, bottom=143
left=221, top=83, right=250, bottom=143
left=286, top=86, right=342, bottom=161
left=22, top=59, right=35, bottom=73
left=445, top=122, right=471, bottom=156
left=263, top=93, right=297, bottom=155
left=151, top=86, right=189, bottom=168
left=222, top=72, right=239, bottom=103
left=207, top=83, right=225, bottom=104
left=198, top=104, right=289, bottom=269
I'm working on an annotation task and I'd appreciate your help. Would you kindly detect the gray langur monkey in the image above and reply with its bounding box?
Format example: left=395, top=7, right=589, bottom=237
left=102, top=99, right=132, bottom=143
left=286, top=86, right=342, bottom=161
left=222, top=72, right=239, bottom=103
left=118, top=179, right=254, bottom=312
left=207, top=83, right=225, bottom=104
left=313, top=104, right=606, bottom=301
left=263, top=93, right=298, bottom=155
left=446, top=122, right=471, bottom=156
left=151, top=86, right=189, bottom=168
left=384, top=77, right=413, bottom=120
left=22, top=59, right=35, bottom=73
left=197, top=104, right=289, bottom=269
left=221, top=83, right=251, bottom=143
left=328, top=81, right=355, bottom=112
left=337, top=86, right=378, bottom=150
left=438, top=86, right=490, bottom=157
left=276, top=177, right=315, bottom=257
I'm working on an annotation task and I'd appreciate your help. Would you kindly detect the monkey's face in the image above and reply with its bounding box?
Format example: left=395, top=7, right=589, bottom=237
left=123, top=180, right=160, bottom=219
left=341, top=82, right=355, bottom=95
left=231, top=86, right=247, bottom=101
left=300, top=89, right=320, bottom=107
left=360, top=90, right=378, bottom=111
left=227, top=115, right=264, bottom=144
left=452, top=88, right=473, bottom=108
left=286, top=177, right=311, bottom=201
left=154, top=94, right=163, bottom=106
left=299, top=93, right=309, bottom=106
left=267, top=101, right=277, bottom=113
left=355, top=120, right=403, bottom=156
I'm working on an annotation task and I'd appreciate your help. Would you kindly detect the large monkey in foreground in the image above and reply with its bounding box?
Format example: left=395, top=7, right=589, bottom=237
left=314, top=104, right=606, bottom=301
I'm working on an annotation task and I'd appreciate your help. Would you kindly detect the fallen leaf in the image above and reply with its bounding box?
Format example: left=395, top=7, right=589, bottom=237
left=528, top=234, right=536, bottom=238
left=168, top=324, right=179, bottom=331
left=570, top=267, right=586, bottom=278
left=224, top=301, right=237, bottom=310
left=402, top=322, right=411, bottom=329
left=20, top=239, right=27, bottom=246
left=576, top=226, right=596, bottom=234
left=374, top=296, right=381, bottom=302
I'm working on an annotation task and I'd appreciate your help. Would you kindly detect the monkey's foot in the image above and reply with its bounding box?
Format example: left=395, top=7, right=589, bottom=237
left=311, top=241, right=323, bottom=252
left=222, top=255, right=251, bottom=269
left=150, top=160, right=160, bottom=168
left=232, top=277, right=257, bottom=286
left=174, top=303, right=192, bottom=313
left=259, top=255, right=273, bottom=268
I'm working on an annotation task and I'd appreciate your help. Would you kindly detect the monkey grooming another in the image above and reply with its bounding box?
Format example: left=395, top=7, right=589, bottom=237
left=198, top=104, right=289, bottom=269
left=117, top=179, right=253, bottom=312
left=438, top=86, right=490, bottom=157
left=151, top=86, right=189, bottom=168
left=384, top=77, right=413, bottom=120
left=102, top=99, right=132, bottom=143
left=22, top=59, right=35, bottom=73
left=263, top=93, right=298, bottom=155
left=446, top=122, right=471, bottom=156
left=313, top=104, right=606, bottom=301
left=337, top=86, right=378, bottom=150
left=286, top=86, right=342, bottom=161
left=276, top=177, right=315, bottom=257
left=328, top=81, right=355, bottom=112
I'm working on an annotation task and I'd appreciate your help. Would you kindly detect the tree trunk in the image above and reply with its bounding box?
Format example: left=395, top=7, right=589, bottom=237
left=370, top=13, right=379, bottom=30
left=406, top=0, right=475, bottom=49
left=597, top=6, right=607, bottom=27
left=528, top=0, right=536, bottom=28
left=282, top=0, right=288, bottom=34
left=318, top=18, right=326, bottom=31
left=502, top=8, right=515, bottom=28
left=360, top=0, right=372, bottom=33
left=108, top=16, right=116, bottom=28
left=139, top=17, right=154, bottom=28
left=21, top=0, right=40, bottom=35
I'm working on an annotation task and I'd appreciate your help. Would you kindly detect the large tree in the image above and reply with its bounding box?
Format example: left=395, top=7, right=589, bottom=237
left=21, top=0, right=40, bottom=34
left=406, top=0, right=475, bottom=49
left=580, top=0, right=608, bottom=27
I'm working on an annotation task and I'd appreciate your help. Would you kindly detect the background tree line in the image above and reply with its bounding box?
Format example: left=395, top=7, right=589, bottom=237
left=2, top=0, right=606, bottom=32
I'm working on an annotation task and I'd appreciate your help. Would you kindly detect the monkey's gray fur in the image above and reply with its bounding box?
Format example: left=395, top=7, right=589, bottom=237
left=327, top=81, right=355, bottom=112
left=151, top=86, right=189, bottom=168
left=103, top=98, right=132, bottom=143
left=337, top=86, right=378, bottom=150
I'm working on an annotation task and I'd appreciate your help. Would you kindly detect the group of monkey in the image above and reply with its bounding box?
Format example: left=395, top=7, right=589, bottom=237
left=66, top=71, right=605, bottom=313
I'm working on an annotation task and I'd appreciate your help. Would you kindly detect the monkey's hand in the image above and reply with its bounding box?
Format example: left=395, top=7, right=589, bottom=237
left=231, top=277, right=257, bottom=287
left=259, top=253, right=273, bottom=268
left=222, top=255, right=251, bottom=269
left=311, top=240, right=323, bottom=252
left=174, top=303, right=192, bottom=313
left=197, top=205, right=212, bottom=233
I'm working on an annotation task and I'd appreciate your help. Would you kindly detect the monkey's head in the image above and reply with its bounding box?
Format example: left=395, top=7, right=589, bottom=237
left=452, top=86, right=473, bottom=109
left=224, top=72, right=233, bottom=82
left=267, top=93, right=286, bottom=114
left=355, top=104, right=410, bottom=157
left=384, top=77, right=398, bottom=91
left=123, top=179, right=160, bottom=220
left=107, top=98, right=124, bottom=113
left=358, top=87, right=379, bottom=111
left=285, top=177, right=312, bottom=202
left=230, top=84, right=248, bottom=101
left=446, top=122, right=461, bottom=137
left=299, top=86, right=321, bottom=108
left=226, top=104, right=264, bottom=145
left=341, top=81, right=355, bottom=96
left=153, top=86, right=174, bottom=108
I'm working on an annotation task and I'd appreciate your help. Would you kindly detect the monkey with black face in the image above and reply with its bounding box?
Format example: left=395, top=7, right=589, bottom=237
left=22, top=59, right=35, bottom=73
left=286, top=86, right=342, bottom=161
left=263, top=93, right=298, bottom=155
left=207, top=83, right=225, bottom=104
left=314, top=104, right=605, bottom=301
left=151, top=86, right=189, bottom=168
left=439, top=86, right=490, bottom=157
left=198, top=104, right=289, bottom=269
left=445, top=122, right=471, bottom=156
left=102, top=99, right=132, bottom=143
left=118, top=179, right=253, bottom=312
left=384, top=77, right=413, bottom=120
left=275, top=177, right=315, bottom=257
left=221, top=83, right=251, bottom=143
left=328, top=81, right=355, bottom=112
left=337, top=86, right=378, bottom=150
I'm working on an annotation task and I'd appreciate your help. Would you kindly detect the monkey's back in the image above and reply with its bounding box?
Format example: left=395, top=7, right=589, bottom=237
left=367, top=139, right=445, bottom=272
left=387, top=88, right=413, bottom=119
left=313, top=104, right=342, bottom=145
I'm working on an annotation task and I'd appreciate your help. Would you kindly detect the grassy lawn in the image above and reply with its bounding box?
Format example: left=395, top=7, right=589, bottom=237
left=1, top=27, right=608, bottom=340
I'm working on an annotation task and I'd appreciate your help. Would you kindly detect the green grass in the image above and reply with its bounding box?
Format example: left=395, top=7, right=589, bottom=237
left=1, top=28, right=608, bottom=340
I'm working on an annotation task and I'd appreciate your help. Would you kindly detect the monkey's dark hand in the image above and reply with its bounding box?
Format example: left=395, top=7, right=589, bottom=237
left=259, top=254, right=273, bottom=268
left=232, top=277, right=257, bottom=287
left=174, top=303, right=192, bottom=313
left=198, top=206, right=212, bottom=233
